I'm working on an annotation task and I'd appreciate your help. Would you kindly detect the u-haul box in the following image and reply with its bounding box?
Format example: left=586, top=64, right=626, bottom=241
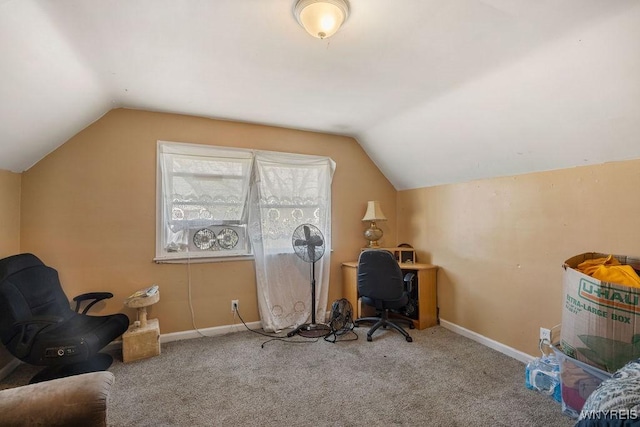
left=561, top=252, right=640, bottom=373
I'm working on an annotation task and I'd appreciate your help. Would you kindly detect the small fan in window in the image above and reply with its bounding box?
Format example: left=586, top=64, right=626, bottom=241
left=217, top=228, right=239, bottom=249
left=193, top=228, right=217, bottom=250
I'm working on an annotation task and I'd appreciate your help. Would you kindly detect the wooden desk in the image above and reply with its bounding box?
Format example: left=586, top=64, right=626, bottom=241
left=341, top=261, right=438, bottom=330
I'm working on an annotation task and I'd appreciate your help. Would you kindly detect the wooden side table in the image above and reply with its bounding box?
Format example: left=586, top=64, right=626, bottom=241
left=122, top=289, right=161, bottom=363
left=341, top=261, right=438, bottom=330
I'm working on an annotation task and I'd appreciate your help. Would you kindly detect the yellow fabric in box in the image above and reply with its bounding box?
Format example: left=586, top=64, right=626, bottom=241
left=577, top=255, right=640, bottom=288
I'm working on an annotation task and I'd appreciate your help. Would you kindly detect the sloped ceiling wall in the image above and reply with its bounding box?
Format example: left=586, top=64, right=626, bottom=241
left=1, top=0, right=639, bottom=189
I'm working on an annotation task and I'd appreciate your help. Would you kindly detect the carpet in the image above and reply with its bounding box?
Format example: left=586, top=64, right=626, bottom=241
left=1, top=325, right=574, bottom=426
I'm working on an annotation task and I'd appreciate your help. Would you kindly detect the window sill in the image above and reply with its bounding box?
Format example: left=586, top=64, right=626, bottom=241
left=154, top=255, right=255, bottom=264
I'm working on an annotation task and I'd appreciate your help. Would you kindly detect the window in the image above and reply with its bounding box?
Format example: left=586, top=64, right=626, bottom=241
left=156, top=141, right=253, bottom=261
left=251, top=152, right=332, bottom=254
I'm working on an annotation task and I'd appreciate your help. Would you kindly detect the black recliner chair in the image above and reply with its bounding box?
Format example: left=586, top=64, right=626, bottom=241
left=0, top=253, right=129, bottom=383
left=354, top=249, right=415, bottom=342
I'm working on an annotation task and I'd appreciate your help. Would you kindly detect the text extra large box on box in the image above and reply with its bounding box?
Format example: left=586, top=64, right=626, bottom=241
left=561, top=253, right=640, bottom=373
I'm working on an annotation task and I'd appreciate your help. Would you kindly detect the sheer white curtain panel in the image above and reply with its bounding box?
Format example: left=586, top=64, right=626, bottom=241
left=248, top=151, right=335, bottom=332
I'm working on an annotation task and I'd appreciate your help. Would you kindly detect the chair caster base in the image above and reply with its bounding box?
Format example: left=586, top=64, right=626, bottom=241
left=367, top=335, right=372, bottom=342
left=406, top=336, right=413, bottom=342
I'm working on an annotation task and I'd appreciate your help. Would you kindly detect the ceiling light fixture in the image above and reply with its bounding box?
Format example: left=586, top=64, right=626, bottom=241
left=293, top=0, right=350, bottom=39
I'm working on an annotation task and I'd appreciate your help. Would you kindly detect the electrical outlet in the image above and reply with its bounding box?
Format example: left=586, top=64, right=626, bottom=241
left=231, top=299, right=239, bottom=313
left=539, top=327, right=551, bottom=342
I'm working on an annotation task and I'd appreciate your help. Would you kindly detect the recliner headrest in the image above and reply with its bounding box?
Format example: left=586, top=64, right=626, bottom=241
left=0, top=253, right=45, bottom=282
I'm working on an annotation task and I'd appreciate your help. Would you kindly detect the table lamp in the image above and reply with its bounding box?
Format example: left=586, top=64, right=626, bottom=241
left=362, top=200, right=386, bottom=247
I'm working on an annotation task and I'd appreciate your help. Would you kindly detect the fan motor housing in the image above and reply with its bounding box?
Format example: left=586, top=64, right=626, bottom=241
left=292, top=223, right=325, bottom=263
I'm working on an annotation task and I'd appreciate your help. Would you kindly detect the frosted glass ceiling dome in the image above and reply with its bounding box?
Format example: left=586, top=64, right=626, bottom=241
left=293, top=0, right=350, bottom=39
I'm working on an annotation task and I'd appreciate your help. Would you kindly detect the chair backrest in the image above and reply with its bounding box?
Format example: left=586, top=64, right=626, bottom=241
left=357, top=249, right=405, bottom=301
left=0, top=253, right=73, bottom=344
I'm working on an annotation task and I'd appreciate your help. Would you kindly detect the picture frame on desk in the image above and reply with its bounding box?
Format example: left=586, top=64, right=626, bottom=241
left=361, top=247, right=415, bottom=264
left=398, top=249, right=415, bottom=264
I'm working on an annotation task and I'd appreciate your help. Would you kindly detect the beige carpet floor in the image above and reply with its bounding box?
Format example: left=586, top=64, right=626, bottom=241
left=1, top=325, right=575, bottom=426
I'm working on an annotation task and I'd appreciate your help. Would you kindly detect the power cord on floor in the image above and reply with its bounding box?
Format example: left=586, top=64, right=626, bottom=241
left=324, top=326, right=358, bottom=343
left=186, top=252, right=210, bottom=338
left=184, top=256, right=327, bottom=346
left=234, top=308, right=319, bottom=348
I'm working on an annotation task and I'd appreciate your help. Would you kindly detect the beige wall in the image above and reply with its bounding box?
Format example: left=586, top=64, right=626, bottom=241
left=21, top=106, right=638, bottom=357
left=0, top=170, right=21, bottom=258
left=23, top=109, right=640, bottom=355
left=0, top=170, right=21, bottom=371
left=20, top=108, right=396, bottom=333
left=398, top=159, right=640, bottom=356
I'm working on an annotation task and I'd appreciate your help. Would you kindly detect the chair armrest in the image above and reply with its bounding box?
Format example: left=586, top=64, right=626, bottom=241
left=0, top=371, right=114, bottom=427
left=73, top=292, right=114, bottom=314
left=11, top=316, right=63, bottom=359
left=403, top=272, right=416, bottom=293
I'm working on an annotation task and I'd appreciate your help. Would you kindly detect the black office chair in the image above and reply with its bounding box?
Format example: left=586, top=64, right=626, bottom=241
left=0, top=253, right=129, bottom=383
left=354, top=249, right=415, bottom=342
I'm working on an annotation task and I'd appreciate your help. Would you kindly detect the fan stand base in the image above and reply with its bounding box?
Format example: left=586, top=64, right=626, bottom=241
left=287, top=323, right=331, bottom=338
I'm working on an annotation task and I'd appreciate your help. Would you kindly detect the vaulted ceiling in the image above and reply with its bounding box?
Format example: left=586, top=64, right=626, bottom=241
left=1, top=0, right=639, bottom=190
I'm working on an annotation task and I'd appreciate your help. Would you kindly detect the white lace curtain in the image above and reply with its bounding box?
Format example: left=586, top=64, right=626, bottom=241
left=248, top=151, right=335, bottom=332
left=157, top=142, right=253, bottom=259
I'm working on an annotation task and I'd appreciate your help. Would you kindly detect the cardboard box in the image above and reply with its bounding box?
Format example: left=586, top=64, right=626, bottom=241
left=552, top=345, right=612, bottom=419
left=561, top=252, right=640, bottom=373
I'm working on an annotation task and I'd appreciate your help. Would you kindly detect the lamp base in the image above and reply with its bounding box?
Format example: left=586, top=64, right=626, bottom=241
left=364, top=222, right=383, bottom=248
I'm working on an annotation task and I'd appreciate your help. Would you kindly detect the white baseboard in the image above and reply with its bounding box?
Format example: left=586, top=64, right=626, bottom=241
left=439, top=319, right=534, bottom=364
left=159, top=320, right=263, bottom=344
left=7, top=319, right=533, bottom=371
left=108, top=313, right=330, bottom=350
left=106, top=318, right=535, bottom=366
left=105, top=320, right=263, bottom=351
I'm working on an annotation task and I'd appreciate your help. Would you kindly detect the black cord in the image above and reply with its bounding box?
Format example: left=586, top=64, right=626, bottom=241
left=324, top=324, right=358, bottom=343
left=235, top=308, right=319, bottom=347
left=324, top=329, right=358, bottom=343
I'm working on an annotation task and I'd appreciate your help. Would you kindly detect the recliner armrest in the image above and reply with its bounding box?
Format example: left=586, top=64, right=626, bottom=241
left=10, top=316, right=64, bottom=358
left=0, top=371, right=114, bottom=427
left=73, top=292, right=114, bottom=314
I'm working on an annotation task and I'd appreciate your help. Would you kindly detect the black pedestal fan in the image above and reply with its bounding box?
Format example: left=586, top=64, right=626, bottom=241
left=287, top=224, right=331, bottom=338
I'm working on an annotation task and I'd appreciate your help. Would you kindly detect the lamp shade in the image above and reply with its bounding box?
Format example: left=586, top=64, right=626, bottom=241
left=362, top=201, right=387, bottom=222
left=294, top=0, right=350, bottom=39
